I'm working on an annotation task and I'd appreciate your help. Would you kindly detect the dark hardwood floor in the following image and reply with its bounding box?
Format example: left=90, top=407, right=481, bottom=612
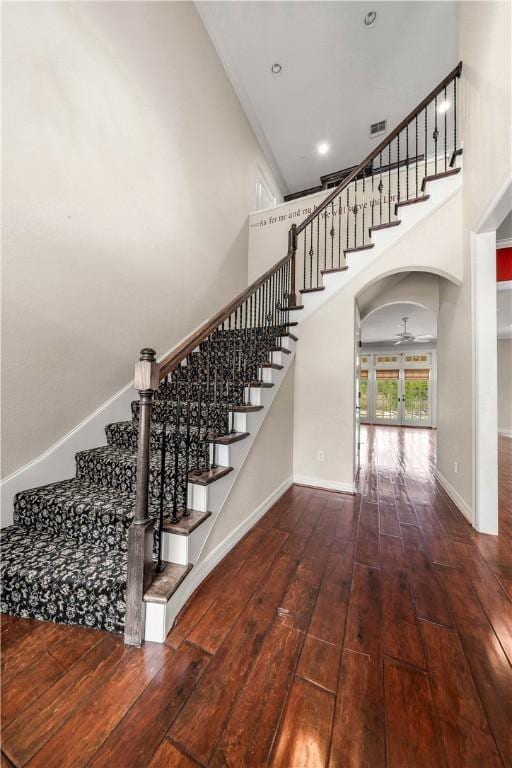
left=2, top=427, right=511, bottom=767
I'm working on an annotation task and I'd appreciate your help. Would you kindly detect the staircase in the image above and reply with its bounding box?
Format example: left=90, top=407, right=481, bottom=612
left=1, top=62, right=463, bottom=645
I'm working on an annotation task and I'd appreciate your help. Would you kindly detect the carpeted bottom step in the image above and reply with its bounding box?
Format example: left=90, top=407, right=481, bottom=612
left=0, top=526, right=127, bottom=633
left=14, top=478, right=137, bottom=554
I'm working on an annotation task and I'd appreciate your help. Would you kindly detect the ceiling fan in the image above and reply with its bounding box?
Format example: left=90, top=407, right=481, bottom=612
left=393, top=317, right=433, bottom=345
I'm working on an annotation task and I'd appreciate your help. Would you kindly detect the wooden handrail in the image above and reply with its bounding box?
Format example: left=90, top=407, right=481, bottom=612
left=158, top=251, right=293, bottom=380
left=296, top=61, right=462, bottom=234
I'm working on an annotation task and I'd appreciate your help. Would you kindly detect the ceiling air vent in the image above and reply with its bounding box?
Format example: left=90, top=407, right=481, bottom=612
left=370, top=120, right=387, bottom=138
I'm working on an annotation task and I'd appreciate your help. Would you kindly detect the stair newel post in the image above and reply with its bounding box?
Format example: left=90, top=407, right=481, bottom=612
left=125, top=348, right=159, bottom=647
left=287, top=223, right=298, bottom=307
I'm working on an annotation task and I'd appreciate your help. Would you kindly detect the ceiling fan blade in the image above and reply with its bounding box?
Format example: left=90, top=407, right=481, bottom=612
left=415, top=334, right=434, bottom=340
left=414, top=338, right=430, bottom=343
left=394, top=340, right=402, bottom=345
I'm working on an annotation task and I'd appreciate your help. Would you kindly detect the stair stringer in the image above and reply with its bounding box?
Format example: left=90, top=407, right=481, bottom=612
left=144, top=337, right=296, bottom=642
left=294, top=170, right=463, bottom=325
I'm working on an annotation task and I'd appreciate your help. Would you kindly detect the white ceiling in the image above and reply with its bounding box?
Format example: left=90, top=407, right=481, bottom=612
left=361, top=302, right=437, bottom=344
left=197, top=1, right=458, bottom=194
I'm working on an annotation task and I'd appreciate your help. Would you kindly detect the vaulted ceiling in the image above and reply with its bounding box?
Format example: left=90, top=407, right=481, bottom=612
left=197, top=1, right=458, bottom=195
left=361, top=302, right=437, bottom=345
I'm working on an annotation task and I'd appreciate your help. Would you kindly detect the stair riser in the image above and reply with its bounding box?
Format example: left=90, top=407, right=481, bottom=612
left=160, top=522, right=206, bottom=566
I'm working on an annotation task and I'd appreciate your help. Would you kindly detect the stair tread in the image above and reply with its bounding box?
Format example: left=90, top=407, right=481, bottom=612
left=270, top=346, right=291, bottom=354
left=214, top=431, right=250, bottom=445
left=261, top=363, right=284, bottom=370
left=161, top=509, right=212, bottom=536
left=344, top=244, right=375, bottom=254
left=300, top=287, right=325, bottom=294
left=321, top=266, right=348, bottom=275
left=230, top=404, right=264, bottom=413
left=109, top=420, right=244, bottom=445
left=421, top=167, right=461, bottom=192
left=144, top=562, right=192, bottom=604
left=247, top=381, right=274, bottom=388
left=15, top=477, right=135, bottom=515
left=395, top=195, right=430, bottom=214
left=369, top=220, right=401, bottom=233
left=188, top=465, right=233, bottom=485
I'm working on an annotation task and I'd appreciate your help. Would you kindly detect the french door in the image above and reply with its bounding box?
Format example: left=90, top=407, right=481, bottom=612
left=402, top=368, right=431, bottom=426
left=374, top=369, right=401, bottom=425
left=372, top=368, right=432, bottom=426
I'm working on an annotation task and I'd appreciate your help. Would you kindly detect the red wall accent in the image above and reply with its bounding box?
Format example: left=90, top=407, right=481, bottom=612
left=497, top=247, right=512, bottom=282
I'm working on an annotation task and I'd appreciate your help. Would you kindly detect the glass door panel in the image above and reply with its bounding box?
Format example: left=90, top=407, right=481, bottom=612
left=374, top=369, right=401, bottom=424
left=360, top=380, right=369, bottom=421
left=403, top=369, right=431, bottom=426
left=359, top=370, right=369, bottom=422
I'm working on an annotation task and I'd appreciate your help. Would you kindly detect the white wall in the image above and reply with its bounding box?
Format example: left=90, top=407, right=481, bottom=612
left=1, top=1, right=280, bottom=478
left=459, top=1, right=512, bottom=233
left=293, top=191, right=462, bottom=491
left=199, top=362, right=295, bottom=561
left=498, top=338, right=512, bottom=435
left=436, top=0, right=512, bottom=523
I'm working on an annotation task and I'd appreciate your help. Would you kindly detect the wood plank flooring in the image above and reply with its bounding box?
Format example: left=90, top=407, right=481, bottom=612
left=2, top=427, right=511, bottom=767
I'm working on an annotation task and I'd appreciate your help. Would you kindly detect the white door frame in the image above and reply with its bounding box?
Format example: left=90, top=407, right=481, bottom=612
left=472, top=231, right=499, bottom=534
left=471, top=175, right=511, bottom=535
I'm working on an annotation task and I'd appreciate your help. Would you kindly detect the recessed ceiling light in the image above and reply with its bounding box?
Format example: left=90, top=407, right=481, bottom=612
left=271, top=63, right=282, bottom=76
left=317, top=142, right=330, bottom=156
left=438, top=99, right=451, bottom=114
left=364, top=11, right=377, bottom=27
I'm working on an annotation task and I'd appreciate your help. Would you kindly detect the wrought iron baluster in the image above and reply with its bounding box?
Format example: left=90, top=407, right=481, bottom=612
left=444, top=85, right=447, bottom=171
left=415, top=116, right=418, bottom=198
left=434, top=95, right=438, bottom=173
left=346, top=186, right=349, bottom=252
left=362, top=175, right=366, bottom=246
left=316, top=215, right=320, bottom=288
left=379, top=151, right=383, bottom=225
left=354, top=178, right=357, bottom=247
left=243, top=299, right=248, bottom=403
left=424, top=106, right=428, bottom=183
left=309, top=223, right=313, bottom=290
left=156, top=377, right=168, bottom=566
left=338, top=193, right=342, bottom=267
left=195, top=357, right=202, bottom=471
left=303, top=229, right=306, bottom=291
left=204, top=339, right=211, bottom=468
left=330, top=200, right=335, bottom=267
left=371, top=169, right=374, bottom=232
left=324, top=204, right=327, bottom=271
left=397, top=131, right=401, bottom=203
left=406, top=123, right=409, bottom=200
left=388, top=144, right=391, bottom=221
left=183, top=357, right=192, bottom=514
left=453, top=76, right=457, bottom=157
left=171, top=370, right=180, bottom=523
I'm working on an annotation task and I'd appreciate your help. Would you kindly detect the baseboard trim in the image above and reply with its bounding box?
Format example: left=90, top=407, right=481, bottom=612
left=152, top=474, right=294, bottom=641
left=293, top=475, right=356, bottom=495
left=433, top=468, right=473, bottom=524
